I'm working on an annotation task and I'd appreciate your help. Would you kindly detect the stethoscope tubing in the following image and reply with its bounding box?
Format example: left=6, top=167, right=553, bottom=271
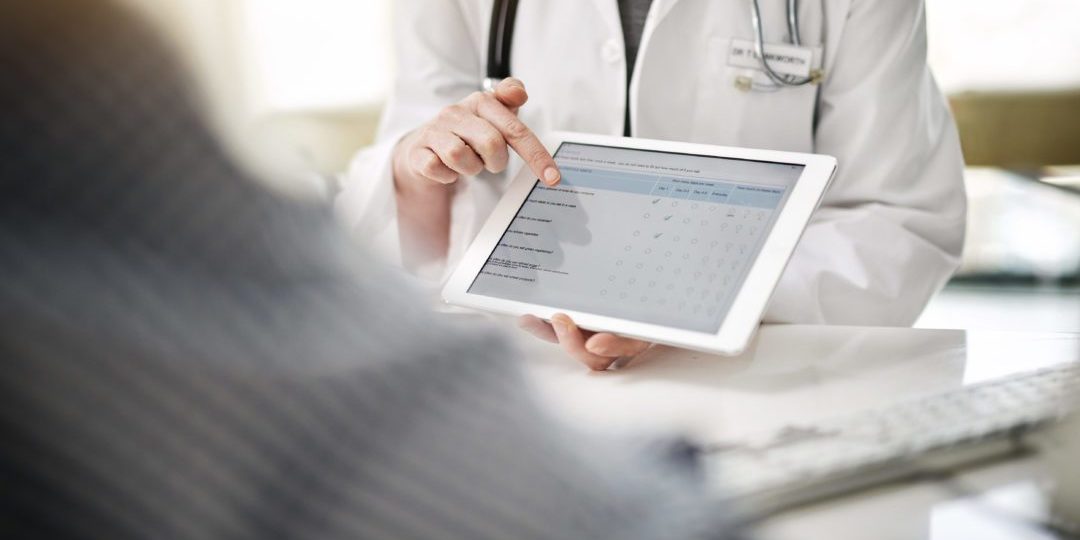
left=750, top=0, right=815, bottom=87
left=486, top=0, right=519, bottom=83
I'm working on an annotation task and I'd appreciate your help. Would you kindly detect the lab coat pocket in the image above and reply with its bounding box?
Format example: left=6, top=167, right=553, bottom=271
left=693, top=37, right=819, bottom=153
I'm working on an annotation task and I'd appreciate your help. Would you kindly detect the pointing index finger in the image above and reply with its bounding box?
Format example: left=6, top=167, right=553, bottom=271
left=473, top=93, right=560, bottom=186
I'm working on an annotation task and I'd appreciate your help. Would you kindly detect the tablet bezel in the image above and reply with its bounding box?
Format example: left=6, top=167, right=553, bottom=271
left=442, top=131, right=836, bottom=355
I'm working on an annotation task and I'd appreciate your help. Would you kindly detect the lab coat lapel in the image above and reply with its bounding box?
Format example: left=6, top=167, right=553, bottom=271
left=628, top=0, right=683, bottom=137
left=632, top=0, right=685, bottom=86
left=649, top=0, right=685, bottom=29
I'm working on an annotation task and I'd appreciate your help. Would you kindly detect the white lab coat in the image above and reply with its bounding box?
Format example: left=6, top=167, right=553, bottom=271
left=336, top=0, right=966, bottom=326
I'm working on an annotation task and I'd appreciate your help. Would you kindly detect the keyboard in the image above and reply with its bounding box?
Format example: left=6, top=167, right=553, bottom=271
left=704, top=362, right=1080, bottom=515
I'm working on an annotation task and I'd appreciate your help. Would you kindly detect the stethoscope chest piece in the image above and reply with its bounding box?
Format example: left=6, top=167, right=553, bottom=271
left=735, top=68, right=824, bottom=93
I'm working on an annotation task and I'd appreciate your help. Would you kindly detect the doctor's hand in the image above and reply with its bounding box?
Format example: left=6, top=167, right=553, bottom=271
left=519, top=313, right=652, bottom=371
left=392, top=78, right=561, bottom=193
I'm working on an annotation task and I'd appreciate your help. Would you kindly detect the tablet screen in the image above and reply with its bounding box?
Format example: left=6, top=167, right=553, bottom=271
left=467, top=142, right=803, bottom=333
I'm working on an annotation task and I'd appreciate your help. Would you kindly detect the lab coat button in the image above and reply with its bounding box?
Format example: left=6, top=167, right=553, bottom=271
left=601, top=39, right=623, bottom=64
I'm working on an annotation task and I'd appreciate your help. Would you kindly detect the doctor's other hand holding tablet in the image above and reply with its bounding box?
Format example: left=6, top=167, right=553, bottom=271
left=519, top=313, right=651, bottom=371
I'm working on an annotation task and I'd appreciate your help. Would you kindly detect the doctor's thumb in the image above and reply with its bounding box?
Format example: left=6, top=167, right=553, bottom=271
left=493, top=77, right=529, bottom=110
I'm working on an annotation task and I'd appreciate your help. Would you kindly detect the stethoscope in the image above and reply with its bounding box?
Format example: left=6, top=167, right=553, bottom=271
left=483, top=0, right=519, bottom=92
left=483, top=0, right=821, bottom=91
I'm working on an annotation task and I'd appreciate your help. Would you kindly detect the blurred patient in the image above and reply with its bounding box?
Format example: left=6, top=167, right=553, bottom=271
left=0, top=1, right=735, bottom=538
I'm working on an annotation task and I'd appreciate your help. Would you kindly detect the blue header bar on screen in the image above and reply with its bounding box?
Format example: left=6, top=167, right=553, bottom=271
left=558, top=166, right=785, bottom=209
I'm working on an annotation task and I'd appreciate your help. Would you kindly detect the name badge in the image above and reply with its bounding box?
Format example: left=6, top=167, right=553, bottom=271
left=727, top=38, right=816, bottom=79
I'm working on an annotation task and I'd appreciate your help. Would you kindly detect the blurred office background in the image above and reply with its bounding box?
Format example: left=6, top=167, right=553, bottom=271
left=135, top=0, right=1080, bottom=332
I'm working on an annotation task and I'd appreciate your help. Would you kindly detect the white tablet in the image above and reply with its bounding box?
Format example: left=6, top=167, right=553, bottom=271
left=443, top=132, right=836, bottom=355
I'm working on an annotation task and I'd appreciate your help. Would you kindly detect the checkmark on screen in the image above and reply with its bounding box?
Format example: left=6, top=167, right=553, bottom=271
left=664, top=215, right=673, bottom=221
left=652, top=198, right=661, bottom=204
left=654, top=233, right=664, bottom=239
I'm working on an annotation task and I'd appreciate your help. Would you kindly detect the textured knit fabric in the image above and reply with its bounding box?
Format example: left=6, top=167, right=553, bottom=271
left=0, top=1, right=736, bottom=538
left=618, top=0, right=654, bottom=135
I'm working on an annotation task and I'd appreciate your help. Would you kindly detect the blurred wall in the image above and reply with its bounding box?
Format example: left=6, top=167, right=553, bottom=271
left=120, top=0, right=383, bottom=197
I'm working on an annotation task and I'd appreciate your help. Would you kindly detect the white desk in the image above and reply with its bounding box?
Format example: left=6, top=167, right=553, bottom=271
left=514, top=324, right=1080, bottom=539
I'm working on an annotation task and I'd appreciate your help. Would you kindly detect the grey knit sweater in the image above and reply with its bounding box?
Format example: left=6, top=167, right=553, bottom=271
left=0, top=1, right=736, bottom=538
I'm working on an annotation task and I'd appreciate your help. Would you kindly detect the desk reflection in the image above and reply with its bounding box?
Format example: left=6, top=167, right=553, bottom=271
left=518, top=324, right=1080, bottom=539
left=523, top=325, right=971, bottom=442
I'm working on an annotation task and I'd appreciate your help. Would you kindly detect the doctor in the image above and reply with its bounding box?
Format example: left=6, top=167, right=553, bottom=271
left=336, top=0, right=966, bottom=370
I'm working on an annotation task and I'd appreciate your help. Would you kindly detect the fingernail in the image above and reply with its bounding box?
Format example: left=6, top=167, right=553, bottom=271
left=551, top=318, right=568, bottom=337
left=585, top=341, right=607, bottom=355
left=543, top=167, right=560, bottom=184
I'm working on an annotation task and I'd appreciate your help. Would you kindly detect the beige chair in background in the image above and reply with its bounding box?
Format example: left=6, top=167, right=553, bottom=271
left=951, top=89, right=1080, bottom=169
